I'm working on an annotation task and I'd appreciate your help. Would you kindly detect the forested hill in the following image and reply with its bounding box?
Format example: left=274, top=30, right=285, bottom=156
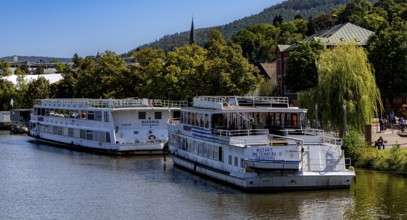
left=128, top=0, right=362, bottom=54
left=1, top=56, right=71, bottom=63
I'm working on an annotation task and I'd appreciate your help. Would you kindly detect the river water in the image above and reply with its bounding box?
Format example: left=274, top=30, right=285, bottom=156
left=0, top=131, right=406, bottom=220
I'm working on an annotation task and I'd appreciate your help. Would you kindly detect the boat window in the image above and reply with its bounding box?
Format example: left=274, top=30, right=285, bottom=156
left=57, top=127, right=63, bottom=135
left=93, top=131, right=99, bottom=141
left=240, top=158, right=244, bottom=168
left=219, top=147, right=223, bottom=162
left=234, top=157, right=238, bottom=166
left=86, top=130, right=93, bottom=140
left=80, top=130, right=86, bottom=139
left=173, top=110, right=180, bottom=119
left=139, top=112, right=146, bottom=119
left=187, top=112, right=192, bottom=125
left=41, top=108, right=45, bottom=116
left=70, top=110, right=80, bottom=118
left=200, top=114, right=204, bottom=127
left=106, top=132, right=111, bottom=143
left=68, top=128, right=73, bottom=137
left=53, top=126, right=58, bottom=134
left=74, top=129, right=80, bottom=138
left=155, top=112, right=162, bottom=120
left=95, top=111, right=102, bottom=121
left=192, top=113, right=196, bottom=126
left=81, top=111, right=87, bottom=120
left=228, top=155, right=232, bottom=165
left=104, top=112, right=109, bottom=122
left=202, top=143, right=207, bottom=157
left=204, top=114, right=209, bottom=128
left=208, top=145, right=213, bottom=159
left=99, top=132, right=106, bottom=142
left=45, top=109, right=50, bottom=116
left=87, top=111, right=95, bottom=120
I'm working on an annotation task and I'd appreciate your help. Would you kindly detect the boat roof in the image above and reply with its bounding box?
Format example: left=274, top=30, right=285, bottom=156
left=185, top=96, right=307, bottom=113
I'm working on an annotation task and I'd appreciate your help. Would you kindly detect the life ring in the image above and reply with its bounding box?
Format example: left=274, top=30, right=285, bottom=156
left=149, top=135, right=156, bottom=140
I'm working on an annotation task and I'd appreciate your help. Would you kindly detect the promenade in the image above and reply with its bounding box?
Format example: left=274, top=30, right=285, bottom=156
left=371, top=127, right=407, bottom=149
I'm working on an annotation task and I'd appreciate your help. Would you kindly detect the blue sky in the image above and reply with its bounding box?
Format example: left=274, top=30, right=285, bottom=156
left=1, top=0, right=284, bottom=58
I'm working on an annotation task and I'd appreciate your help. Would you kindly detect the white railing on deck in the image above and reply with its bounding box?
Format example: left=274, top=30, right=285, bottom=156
left=212, top=129, right=269, bottom=137
left=33, top=98, right=188, bottom=108
left=282, top=129, right=342, bottom=146
left=195, top=96, right=288, bottom=104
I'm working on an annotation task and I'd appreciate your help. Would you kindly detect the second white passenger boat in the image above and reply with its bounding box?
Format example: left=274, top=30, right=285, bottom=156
left=29, top=98, right=187, bottom=155
left=168, top=96, right=355, bottom=191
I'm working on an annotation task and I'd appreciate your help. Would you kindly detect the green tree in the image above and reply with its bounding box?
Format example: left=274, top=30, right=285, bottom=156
left=0, top=79, right=16, bottom=110
left=285, top=41, right=326, bottom=92
left=337, top=0, right=373, bottom=26
left=132, top=48, right=167, bottom=99
left=204, top=29, right=260, bottom=96
left=34, top=66, right=44, bottom=75
left=258, top=80, right=277, bottom=96
left=299, top=45, right=382, bottom=136
left=54, top=71, right=77, bottom=98
left=24, top=77, right=51, bottom=108
left=0, top=59, right=11, bottom=77
left=230, top=23, right=279, bottom=62
left=368, top=19, right=407, bottom=105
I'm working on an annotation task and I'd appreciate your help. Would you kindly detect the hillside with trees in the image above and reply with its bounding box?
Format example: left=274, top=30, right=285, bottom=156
left=0, top=56, right=71, bottom=63
left=127, top=0, right=375, bottom=54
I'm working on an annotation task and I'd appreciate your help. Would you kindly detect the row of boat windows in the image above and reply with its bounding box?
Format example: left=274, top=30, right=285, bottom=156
left=180, top=112, right=304, bottom=130
left=39, top=124, right=111, bottom=143
left=170, top=135, right=223, bottom=162
left=34, top=108, right=164, bottom=121
left=180, top=112, right=210, bottom=128
left=170, top=135, right=245, bottom=168
left=34, top=108, right=109, bottom=122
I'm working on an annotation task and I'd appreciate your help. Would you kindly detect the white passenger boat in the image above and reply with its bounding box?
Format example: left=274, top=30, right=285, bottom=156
left=167, top=96, right=355, bottom=190
left=29, top=98, right=187, bottom=155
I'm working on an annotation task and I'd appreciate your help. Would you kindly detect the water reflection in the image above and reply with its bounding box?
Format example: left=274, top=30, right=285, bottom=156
left=0, top=133, right=406, bottom=220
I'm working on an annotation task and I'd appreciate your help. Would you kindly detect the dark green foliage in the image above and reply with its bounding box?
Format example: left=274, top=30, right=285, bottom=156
left=230, top=24, right=279, bottom=62
left=368, top=19, right=407, bottom=102
left=285, top=41, right=325, bottom=92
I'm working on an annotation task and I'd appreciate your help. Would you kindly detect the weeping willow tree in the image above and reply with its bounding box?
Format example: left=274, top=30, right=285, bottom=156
left=298, top=45, right=382, bottom=136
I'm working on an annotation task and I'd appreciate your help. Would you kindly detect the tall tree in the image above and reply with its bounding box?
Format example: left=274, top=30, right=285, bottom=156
left=285, top=41, right=326, bottom=92
left=368, top=19, right=407, bottom=105
left=230, top=23, right=279, bottom=62
left=24, top=77, right=51, bottom=108
left=299, top=45, right=382, bottom=136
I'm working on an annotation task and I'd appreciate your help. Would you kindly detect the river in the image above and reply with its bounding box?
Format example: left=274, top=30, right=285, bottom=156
left=0, top=131, right=406, bottom=220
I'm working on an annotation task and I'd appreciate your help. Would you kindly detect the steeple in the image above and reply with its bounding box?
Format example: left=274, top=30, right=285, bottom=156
left=189, top=17, right=195, bottom=45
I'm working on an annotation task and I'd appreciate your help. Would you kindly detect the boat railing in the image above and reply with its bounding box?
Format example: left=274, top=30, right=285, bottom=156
left=212, top=129, right=269, bottom=137
left=194, top=96, right=289, bottom=106
left=269, top=134, right=305, bottom=146
left=33, top=98, right=188, bottom=108
left=282, top=129, right=342, bottom=145
left=117, top=139, right=166, bottom=145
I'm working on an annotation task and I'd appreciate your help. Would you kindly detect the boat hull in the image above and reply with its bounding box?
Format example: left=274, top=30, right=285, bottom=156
left=30, top=136, right=167, bottom=156
left=171, top=154, right=354, bottom=191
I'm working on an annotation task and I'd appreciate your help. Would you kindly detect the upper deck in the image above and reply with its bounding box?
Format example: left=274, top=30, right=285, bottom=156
left=193, top=96, right=290, bottom=110
left=33, top=98, right=188, bottom=109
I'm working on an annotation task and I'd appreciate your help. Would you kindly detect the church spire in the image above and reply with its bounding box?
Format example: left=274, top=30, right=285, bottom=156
left=189, top=17, right=195, bottom=45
